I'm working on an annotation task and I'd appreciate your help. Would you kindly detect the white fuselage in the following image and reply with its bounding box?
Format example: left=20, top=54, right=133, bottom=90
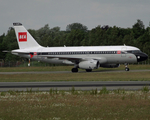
left=12, top=45, right=139, bottom=65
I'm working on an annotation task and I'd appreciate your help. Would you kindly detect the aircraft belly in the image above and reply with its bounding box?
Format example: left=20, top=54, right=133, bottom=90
left=106, top=54, right=137, bottom=63
left=18, top=54, right=63, bottom=64
left=18, top=54, right=30, bottom=59
left=18, top=53, right=137, bottom=65
left=38, top=57, right=63, bottom=64
left=42, top=59, right=63, bottom=64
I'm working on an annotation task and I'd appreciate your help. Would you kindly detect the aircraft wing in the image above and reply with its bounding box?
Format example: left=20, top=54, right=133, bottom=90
left=40, top=55, right=107, bottom=64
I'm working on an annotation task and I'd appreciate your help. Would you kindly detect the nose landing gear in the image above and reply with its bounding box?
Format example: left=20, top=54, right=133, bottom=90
left=125, top=63, right=129, bottom=71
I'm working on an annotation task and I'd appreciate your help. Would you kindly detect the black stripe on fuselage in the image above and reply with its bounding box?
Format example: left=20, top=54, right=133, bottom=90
left=36, top=51, right=120, bottom=55
left=34, top=50, right=143, bottom=56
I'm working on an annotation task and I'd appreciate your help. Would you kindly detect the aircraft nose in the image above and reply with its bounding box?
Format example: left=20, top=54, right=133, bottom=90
left=136, top=53, right=148, bottom=62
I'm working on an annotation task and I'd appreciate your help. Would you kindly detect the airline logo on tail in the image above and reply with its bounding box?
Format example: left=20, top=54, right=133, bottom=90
left=18, top=32, right=27, bottom=42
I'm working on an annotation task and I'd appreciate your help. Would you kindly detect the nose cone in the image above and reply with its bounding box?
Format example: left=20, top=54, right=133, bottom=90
left=136, top=53, right=148, bottom=62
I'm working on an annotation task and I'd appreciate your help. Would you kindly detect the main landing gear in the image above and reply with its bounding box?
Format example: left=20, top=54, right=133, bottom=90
left=71, top=68, right=92, bottom=73
left=125, top=63, right=129, bottom=71
left=71, top=68, right=78, bottom=73
left=86, top=69, right=92, bottom=72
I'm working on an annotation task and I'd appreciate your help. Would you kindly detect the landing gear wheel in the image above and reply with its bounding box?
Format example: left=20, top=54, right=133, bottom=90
left=86, top=69, right=92, bottom=72
left=71, top=68, right=78, bottom=73
left=124, top=63, right=129, bottom=71
left=125, top=67, right=129, bottom=71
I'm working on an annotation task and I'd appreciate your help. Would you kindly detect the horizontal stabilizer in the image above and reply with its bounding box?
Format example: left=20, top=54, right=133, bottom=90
left=2, top=50, right=11, bottom=53
left=11, top=49, right=30, bottom=54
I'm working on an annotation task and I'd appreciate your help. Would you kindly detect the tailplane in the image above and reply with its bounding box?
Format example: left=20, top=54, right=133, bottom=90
left=13, top=23, right=40, bottom=49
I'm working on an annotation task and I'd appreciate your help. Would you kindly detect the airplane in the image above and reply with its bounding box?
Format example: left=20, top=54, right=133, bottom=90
left=11, top=23, right=148, bottom=72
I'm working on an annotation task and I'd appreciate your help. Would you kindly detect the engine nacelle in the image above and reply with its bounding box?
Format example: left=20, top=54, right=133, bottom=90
left=100, top=64, right=120, bottom=68
left=79, top=60, right=99, bottom=69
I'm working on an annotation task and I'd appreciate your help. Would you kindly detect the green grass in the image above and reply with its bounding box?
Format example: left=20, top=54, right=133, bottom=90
left=0, top=71, right=150, bottom=82
left=0, top=65, right=150, bottom=82
left=0, top=90, right=150, bottom=120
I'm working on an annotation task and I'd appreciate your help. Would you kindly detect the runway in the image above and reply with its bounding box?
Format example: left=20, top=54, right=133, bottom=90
left=0, top=81, right=150, bottom=91
left=0, top=69, right=150, bottom=74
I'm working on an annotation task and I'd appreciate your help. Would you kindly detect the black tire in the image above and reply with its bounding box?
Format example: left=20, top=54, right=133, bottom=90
left=86, top=69, right=92, bottom=72
left=71, top=68, right=78, bottom=73
left=125, top=67, right=129, bottom=71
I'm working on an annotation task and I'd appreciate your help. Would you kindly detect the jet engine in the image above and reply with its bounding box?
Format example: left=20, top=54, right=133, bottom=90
left=79, top=60, right=99, bottom=69
left=100, top=64, right=120, bottom=68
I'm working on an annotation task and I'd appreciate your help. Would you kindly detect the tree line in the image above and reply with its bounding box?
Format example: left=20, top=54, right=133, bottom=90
left=0, top=19, right=150, bottom=62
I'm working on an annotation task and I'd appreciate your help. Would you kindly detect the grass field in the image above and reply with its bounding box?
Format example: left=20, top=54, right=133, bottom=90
left=0, top=65, right=150, bottom=82
left=0, top=71, right=150, bottom=82
left=0, top=65, right=150, bottom=119
left=0, top=89, right=150, bottom=120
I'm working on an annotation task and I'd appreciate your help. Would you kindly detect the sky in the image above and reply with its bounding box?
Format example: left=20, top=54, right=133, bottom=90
left=0, top=0, right=150, bottom=35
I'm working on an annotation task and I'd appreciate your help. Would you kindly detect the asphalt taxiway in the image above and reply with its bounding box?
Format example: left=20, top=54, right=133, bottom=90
left=0, top=81, right=150, bottom=91
left=0, top=69, right=150, bottom=91
left=0, top=69, right=150, bottom=74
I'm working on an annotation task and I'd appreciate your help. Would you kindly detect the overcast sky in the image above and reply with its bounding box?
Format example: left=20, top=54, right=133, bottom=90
left=0, top=0, right=150, bottom=35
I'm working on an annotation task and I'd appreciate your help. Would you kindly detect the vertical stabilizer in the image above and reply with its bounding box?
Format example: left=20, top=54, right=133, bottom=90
left=13, top=23, right=40, bottom=49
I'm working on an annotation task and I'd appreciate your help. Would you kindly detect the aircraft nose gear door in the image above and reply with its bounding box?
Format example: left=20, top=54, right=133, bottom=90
left=121, top=47, right=126, bottom=57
